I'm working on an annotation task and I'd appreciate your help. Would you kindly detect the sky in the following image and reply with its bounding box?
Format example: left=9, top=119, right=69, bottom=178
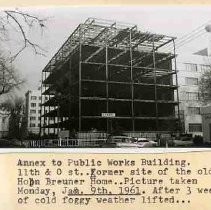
left=5, top=6, right=211, bottom=94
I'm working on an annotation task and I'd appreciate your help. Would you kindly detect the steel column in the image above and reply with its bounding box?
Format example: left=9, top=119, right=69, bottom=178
left=173, top=39, right=181, bottom=132
left=106, top=39, right=109, bottom=133
left=152, top=36, right=159, bottom=132
left=129, top=29, right=135, bottom=131
left=79, top=26, right=82, bottom=132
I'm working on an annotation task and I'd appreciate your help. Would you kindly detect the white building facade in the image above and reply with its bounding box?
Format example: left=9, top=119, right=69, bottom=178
left=177, top=52, right=210, bottom=136
left=25, top=90, right=42, bottom=134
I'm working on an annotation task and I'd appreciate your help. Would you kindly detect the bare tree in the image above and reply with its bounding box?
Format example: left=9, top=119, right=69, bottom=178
left=0, top=56, right=23, bottom=95
left=0, top=8, right=48, bottom=61
left=0, top=8, right=48, bottom=95
left=0, top=97, right=24, bottom=139
left=199, top=69, right=211, bottom=105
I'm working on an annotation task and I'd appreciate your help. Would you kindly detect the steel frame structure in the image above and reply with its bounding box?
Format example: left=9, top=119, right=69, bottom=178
left=40, top=18, right=180, bottom=137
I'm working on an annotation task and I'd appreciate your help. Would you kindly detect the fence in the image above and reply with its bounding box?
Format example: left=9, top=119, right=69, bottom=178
left=27, top=131, right=172, bottom=148
left=123, top=131, right=171, bottom=141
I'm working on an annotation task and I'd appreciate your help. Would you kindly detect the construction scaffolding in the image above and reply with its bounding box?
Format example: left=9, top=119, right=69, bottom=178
left=40, top=18, right=180, bottom=137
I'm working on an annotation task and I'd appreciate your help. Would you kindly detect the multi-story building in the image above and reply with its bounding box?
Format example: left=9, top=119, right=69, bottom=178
left=177, top=51, right=210, bottom=136
left=25, top=90, right=42, bottom=134
left=40, top=18, right=180, bottom=138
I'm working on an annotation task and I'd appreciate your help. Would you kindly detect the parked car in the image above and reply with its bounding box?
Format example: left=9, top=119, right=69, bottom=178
left=173, top=134, right=193, bottom=147
left=135, top=137, right=157, bottom=148
left=105, top=136, right=157, bottom=148
left=108, top=135, right=137, bottom=148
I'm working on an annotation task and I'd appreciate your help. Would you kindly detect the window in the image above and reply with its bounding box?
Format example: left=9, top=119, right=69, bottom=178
left=30, top=110, right=36, bottom=114
left=31, top=103, right=36, bottom=107
left=186, top=92, right=199, bottom=100
left=189, top=124, right=202, bottom=132
left=200, top=64, right=210, bottom=73
left=38, top=110, right=41, bottom=114
left=188, top=107, right=200, bottom=115
left=30, top=116, right=36, bottom=120
left=185, top=77, right=198, bottom=85
left=179, top=110, right=185, bottom=118
left=185, top=63, right=197, bottom=72
left=39, top=96, right=42, bottom=100
left=30, top=123, right=36, bottom=127
left=2, top=117, right=6, bottom=123
left=31, top=96, right=37, bottom=100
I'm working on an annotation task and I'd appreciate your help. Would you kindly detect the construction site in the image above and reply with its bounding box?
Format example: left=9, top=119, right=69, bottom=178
left=40, top=18, right=180, bottom=146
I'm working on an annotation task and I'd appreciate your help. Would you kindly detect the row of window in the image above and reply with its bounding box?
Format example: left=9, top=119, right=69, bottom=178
left=185, top=77, right=198, bottom=86
left=185, top=92, right=199, bottom=100
left=189, top=123, right=202, bottom=132
left=185, top=63, right=211, bottom=73
left=31, top=103, right=41, bottom=108
left=187, top=107, right=200, bottom=115
left=30, top=116, right=41, bottom=121
left=31, top=96, right=49, bottom=101
left=30, top=109, right=41, bottom=114
left=30, top=123, right=40, bottom=127
left=30, top=116, right=55, bottom=121
left=31, top=96, right=41, bottom=100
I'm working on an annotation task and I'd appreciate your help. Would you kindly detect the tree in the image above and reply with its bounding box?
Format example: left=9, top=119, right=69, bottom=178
left=199, top=70, right=211, bottom=104
left=1, top=9, right=47, bottom=61
left=0, top=56, right=23, bottom=95
left=0, top=8, right=47, bottom=96
left=0, top=97, right=25, bottom=140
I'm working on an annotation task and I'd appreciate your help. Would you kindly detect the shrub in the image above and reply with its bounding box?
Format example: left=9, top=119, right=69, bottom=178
left=193, top=135, right=204, bottom=146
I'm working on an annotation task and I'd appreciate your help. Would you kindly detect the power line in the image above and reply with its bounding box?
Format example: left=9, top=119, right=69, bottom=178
left=176, top=31, right=206, bottom=49
left=176, top=28, right=205, bottom=46
left=177, top=20, right=211, bottom=41
left=162, top=20, right=211, bottom=51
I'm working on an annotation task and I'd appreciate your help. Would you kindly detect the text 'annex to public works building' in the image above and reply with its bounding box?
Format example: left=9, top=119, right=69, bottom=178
left=40, top=18, right=180, bottom=137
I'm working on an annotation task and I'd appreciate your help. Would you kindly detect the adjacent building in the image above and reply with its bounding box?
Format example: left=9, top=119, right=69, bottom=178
left=25, top=90, right=42, bottom=135
left=177, top=51, right=210, bottom=136
left=41, top=18, right=180, bottom=137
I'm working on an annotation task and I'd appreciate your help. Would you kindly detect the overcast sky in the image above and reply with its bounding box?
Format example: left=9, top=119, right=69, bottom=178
left=7, top=6, right=211, bottom=93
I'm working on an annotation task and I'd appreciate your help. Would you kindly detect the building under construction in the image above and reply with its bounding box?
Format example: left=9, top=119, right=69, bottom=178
left=40, top=18, right=180, bottom=137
